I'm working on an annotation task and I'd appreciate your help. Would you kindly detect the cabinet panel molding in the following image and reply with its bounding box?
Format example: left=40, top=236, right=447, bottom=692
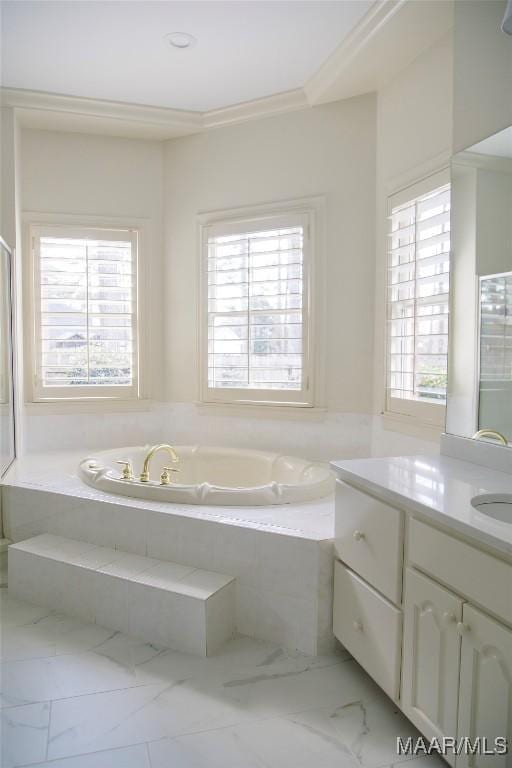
left=401, top=567, right=462, bottom=763
left=457, top=604, right=512, bottom=768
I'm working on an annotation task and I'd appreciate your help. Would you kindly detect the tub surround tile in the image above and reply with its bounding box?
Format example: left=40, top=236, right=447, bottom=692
left=235, top=585, right=318, bottom=655
left=98, top=553, right=160, bottom=579
left=94, top=573, right=129, bottom=637
left=125, top=582, right=205, bottom=654
left=13, top=533, right=97, bottom=563
left=8, top=535, right=236, bottom=657
left=146, top=515, right=220, bottom=572
left=3, top=458, right=335, bottom=654
left=2, top=456, right=335, bottom=541
left=182, top=568, right=235, bottom=596
left=8, top=550, right=97, bottom=624
left=206, top=582, right=237, bottom=656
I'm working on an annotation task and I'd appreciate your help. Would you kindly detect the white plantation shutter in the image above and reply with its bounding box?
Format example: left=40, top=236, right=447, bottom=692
left=480, top=274, right=512, bottom=383
left=203, top=212, right=312, bottom=405
left=32, top=225, right=139, bottom=399
left=387, top=174, right=451, bottom=413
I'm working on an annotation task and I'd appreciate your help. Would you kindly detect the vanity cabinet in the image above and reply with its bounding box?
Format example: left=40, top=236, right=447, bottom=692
left=333, top=478, right=512, bottom=761
left=457, top=605, right=512, bottom=768
left=408, top=518, right=512, bottom=625
left=401, top=567, right=462, bottom=761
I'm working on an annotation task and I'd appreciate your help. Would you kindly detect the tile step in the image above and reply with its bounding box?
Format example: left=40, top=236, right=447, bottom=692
left=8, top=534, right=235, bottom=656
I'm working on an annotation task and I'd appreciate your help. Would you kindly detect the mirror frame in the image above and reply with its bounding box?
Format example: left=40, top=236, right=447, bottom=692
left=446, top=124, right=512, bottom=447
left=0, top=236, right=16, bottom=477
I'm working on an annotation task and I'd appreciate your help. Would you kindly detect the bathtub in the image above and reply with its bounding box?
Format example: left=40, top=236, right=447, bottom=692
left=78, top=445, right=334, bottom=506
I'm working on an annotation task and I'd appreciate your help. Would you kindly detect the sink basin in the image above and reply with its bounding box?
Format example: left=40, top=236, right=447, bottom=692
left=471, top=493, right=512, bottom=523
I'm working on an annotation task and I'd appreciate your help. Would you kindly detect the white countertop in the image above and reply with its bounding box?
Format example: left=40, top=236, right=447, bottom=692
left=331, top=454, right=512, bottom=557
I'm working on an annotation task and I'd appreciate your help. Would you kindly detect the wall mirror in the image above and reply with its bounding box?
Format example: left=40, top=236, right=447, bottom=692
left=447, top=124, right=512, bottom=446
left=0, top=238, right=16, bottom=476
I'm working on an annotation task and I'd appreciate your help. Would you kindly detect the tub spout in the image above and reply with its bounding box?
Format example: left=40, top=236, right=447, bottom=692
left=140, top=444, right=180, bottom=483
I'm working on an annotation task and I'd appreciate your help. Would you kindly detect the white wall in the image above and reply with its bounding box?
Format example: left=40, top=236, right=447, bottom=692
left=7, top=4, right=512, bottom=462
left=20, top=127, right=165, bottom=396
left=0, top=108, right=17, bottom=249
left=18, top=128, right=166, bottom=451
left=377, top=32, right=454, bottom=187
left=453, top=0, right=512, bottom=153
left=15, top=79, right=444, bottom=459
left=373, top=32, right=453, bottom=444
left=475, top=166, right=512, bottom=277
left=164, top=96, right=377, bottom=414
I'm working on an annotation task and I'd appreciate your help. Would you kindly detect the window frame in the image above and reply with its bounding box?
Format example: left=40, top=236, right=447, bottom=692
left=198, top=202, right=318, bottom=407
left=27, top=220, right=142, bottom=403
left=384, top=168, right=451, bottom=426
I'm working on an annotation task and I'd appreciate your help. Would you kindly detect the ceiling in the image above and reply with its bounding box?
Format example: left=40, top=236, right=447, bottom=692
left=0, top=0, right=373, bottom=112
left=470, top=126, right=512, bottom=160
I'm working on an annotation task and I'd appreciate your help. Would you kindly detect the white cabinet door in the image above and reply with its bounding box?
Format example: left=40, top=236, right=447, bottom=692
left=401, top=568, right=462, bottom=764
left=457, top=604, right=512, bottom=768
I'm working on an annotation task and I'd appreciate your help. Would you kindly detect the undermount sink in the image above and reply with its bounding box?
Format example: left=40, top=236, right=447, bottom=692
left=471, top=493, right=512, bottom=523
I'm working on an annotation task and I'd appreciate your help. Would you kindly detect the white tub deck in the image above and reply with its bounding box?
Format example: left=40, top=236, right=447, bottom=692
left=2, top=452, right=335, bottom=655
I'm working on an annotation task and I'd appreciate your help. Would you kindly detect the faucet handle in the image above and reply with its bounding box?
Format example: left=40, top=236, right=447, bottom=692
left=116, top=460, right=134, bottom=480
left=160, top=466, right=180, bottom=486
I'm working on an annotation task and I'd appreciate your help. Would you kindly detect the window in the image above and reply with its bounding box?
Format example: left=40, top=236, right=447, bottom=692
left=201, top=210, right=313, bottom=405
left=30, top=224, right=139, bottom=400
left=386, top=171, right=451, bottom=421
left=479, top=273, right=512, bottom=384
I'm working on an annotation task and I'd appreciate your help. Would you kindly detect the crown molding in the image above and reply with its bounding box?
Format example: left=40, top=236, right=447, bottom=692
left=0, top=87, right=202, bottom=140
left=0, top=0, right=454, bottom=141
left=0, top=86, right=308, bottom=139
left=305, top=0, right=406, bottom=104
left=305, top=0, right=453, bottom=105
left=203, top=89, right=308, bottom=130
left=453, top=151, right=512, bottom=174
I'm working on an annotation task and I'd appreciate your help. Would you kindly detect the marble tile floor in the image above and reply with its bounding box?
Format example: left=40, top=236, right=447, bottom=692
left=0, top=588, right=445, bottom=768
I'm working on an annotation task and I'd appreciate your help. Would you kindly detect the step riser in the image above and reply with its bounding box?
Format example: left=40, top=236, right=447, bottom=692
left=8, top=547, right=235, bottom=657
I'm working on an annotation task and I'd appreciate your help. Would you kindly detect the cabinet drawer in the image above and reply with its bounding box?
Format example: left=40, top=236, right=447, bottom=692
left=333, top=560, right=402, bottom=700
left=335, top=480, right=403, bottom=604
left=408, top=518, right=512, bottom=625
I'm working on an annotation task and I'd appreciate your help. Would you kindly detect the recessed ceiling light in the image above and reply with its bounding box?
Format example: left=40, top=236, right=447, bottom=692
left=165, top=32, right=197, bottom=49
